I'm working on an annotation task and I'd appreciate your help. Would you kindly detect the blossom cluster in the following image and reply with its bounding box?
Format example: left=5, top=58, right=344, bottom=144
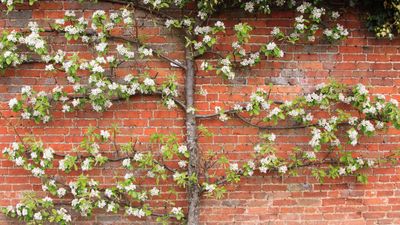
left=324, top=23, right=349, bottom=42
left=1, top=127, right=192, bottom=224
left=10, top=73, right=179, bottom=122
left=208, top=81, right=400, bottom=187
left=1, top=0, right=38, bottom=12
left=0, top=22, right=48, bottom=70
left=190, top=21, right=226, bottom=55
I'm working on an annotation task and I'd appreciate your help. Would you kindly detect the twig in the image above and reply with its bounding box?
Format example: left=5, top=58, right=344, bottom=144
left=109, top=35, right=187, bottom=70
left=194, top=101, right=283, bottom=119
left=0, top=111, right=29, bottom=149
left=234, top=113, right=313, bottom=130
left=98, top=0, right=176, bottom=20
left=65, top=90, right=186, bottom=111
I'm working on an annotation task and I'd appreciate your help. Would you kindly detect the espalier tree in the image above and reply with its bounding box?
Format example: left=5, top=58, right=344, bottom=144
left=1, top=0, right=400, bottom=225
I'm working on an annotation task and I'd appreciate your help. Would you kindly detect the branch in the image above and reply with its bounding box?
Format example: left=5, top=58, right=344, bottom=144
left=50, top=148, right=177, bottom=173
left=65, top=90, right=186, bottom=111
left=234, top=113, right=312, bottom=130
left=109, top=35, right=187, bottom=70
left=45, top=174, right=181, bottom=220
left=193, top=50, right=225, bottom=59
left=98, top=0, right=176, bottom=20
left=195, top=109, right=236, bottom=119
left=204, top=158, right=341, bottom=194
left=0, top=111, right=29, bottom=149
left=38, top=28, right=187, bottom=70
left=194, top=101, right=283, bottom=119
left=1, top=112, right=178, bottom=174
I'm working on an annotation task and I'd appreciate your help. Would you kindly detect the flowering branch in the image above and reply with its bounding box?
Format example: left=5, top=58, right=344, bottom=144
left=2, top=1, right=400, bottom=225
left=98, top=0, right=178, bottom=20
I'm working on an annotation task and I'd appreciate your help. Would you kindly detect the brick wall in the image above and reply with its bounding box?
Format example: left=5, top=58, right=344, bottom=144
left=1, top=1, right=400, bottom=224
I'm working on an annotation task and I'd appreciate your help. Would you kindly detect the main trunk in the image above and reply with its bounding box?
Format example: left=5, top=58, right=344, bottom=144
left=184, top=48, right=201, bottom=225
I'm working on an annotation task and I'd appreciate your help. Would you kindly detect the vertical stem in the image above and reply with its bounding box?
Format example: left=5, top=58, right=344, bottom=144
left=185, top=47, right=201, bottom=225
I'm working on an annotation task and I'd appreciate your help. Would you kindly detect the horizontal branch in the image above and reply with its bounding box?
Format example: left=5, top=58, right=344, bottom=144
left=98, top=0, right=176, bottom=20
left=65, top=90, right=186, bottom=111
left=1, top=111, right=178, bottom=173
left=109, top=35, right=187, bottom=70
left=46, top=175, right=182, bottom=220
left=204, top=158, right=340, bottom=194
left=52, top=151, right=176, bottom=174
left=20, top=27, right=186, bottom=70
left=195, top=109, right=236, bottom=119
left=234, top=113, right=312, bottom=130
left=194, top=101, right=284, bottom=119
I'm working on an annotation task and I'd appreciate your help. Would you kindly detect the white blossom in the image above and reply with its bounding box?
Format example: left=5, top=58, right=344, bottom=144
left=21, top=86, right=32, bottom=96
left=268, top=133, right=276, bottom=142
left=356, top=84, right=368, bottom=95
left=100, top=130, right=110, bottom=139
left=309, top=128, right=321, bottom=148
left=150, top=187, right=160, bottom=196
left=214, top=21, right=225, bottom=29
left=200, top=61, right=209, bottom=70
left=95, top=42, right=108, bottom=52
left=390, top=99, right=399, bottom=107
left=57, top=188, right=67, bottom=197
left=178, top=145, right=187, bottom=154
left=22, top=208, right=28, bottom=216
left=122, top=158, right=131, bottom=168
left=8, top=98, right=18, bottom=109
left=45, top=64, right=55, bottom=71
left=171, top=207, right=182, bottom=215
left=367, top=159, right=375, bottom=167
left=165, top=19, right=174, bottom=28
left=62, top=104, right=71, bottom=113
left=230, top=163, right=239, bottom=172
left=202, top=35, right=211, bottom=43
left=65, top=10, right=76, bottom=17
left=97, top=200, right=106, bottom=208
left=271, top=27, right=280, bottom=36
left=244, top=2, right=255, bottom=12
left=204, top=183, right=216, bottom=193
left=178, top=160, right=187, bottom=168
left=32, top=167, right=44, bottom=177
left=34, top=212, right=42, bottom=220
left=143, top=78, right=155, bottom=86
left=305, top=151, right=316, bottom=159
left=125, top=183, right=137, bottom=192
left=219, top=113, right=229, bottom=122
left=197, top=11, right=207, bottom=20
left=359, top=120, right=375, bottom=133
left=133, top=153, right=143, bottom=161
left=311, top=7, right=325, bottom=19
left=72, top=99, right=80, bottom=107
left=81, top=158, right=91, bottom=171
left=266, top=42, right=277, bottom=51
left=105, top=189, right=113, bottom=198
left=347, top=129, right=358, bottom=146
left=331, top=11, right=340, bottom=19
left=43, top=147, right=54, bottom=160
left=338, top=167, right=346, bottom=175
left=106, top=202, right=116, bottom=212
left=268, top=107, right=281, bottom=118
left=15, top=157, right=24, bottom=166
left=376, top=121, right=385, bottom=129
left=166, top=99, right=176, bottom=109
left=278, top=165, right=288, bottom=174
left=254, top=144, right=262, bottom=153
left=194, top=42, right=203, bottom=50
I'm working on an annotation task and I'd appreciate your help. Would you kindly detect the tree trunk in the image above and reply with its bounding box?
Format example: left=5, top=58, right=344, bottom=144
left=184, top=47, right=201, bottom=225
